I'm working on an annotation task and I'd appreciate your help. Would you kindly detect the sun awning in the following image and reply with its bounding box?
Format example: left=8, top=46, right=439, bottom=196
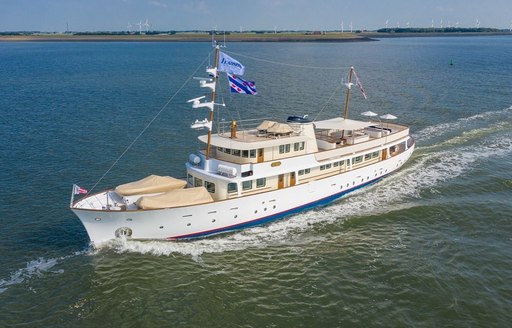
left=313, top=117, right=374, bottom=131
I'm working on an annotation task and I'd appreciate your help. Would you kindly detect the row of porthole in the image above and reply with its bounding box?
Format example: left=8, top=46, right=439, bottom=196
left=182, top=205, right=278, bottom=228
left=339, top=169, right=389, bottom=190
left=107, top=201, right=281, bottom=230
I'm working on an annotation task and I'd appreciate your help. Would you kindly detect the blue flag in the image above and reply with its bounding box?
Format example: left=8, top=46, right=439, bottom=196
left=227, top=73, right=257, bottom=95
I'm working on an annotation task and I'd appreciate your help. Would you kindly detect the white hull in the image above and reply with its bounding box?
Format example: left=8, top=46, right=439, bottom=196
left=73, top=144, right=414, bottom=246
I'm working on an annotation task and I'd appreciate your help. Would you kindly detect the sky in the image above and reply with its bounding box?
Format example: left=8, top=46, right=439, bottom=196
left=1, top=0, right=511, bottom=32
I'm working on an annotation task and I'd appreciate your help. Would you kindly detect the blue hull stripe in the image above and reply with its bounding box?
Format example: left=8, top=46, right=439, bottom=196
left=169, top=176, right=384, bottom=240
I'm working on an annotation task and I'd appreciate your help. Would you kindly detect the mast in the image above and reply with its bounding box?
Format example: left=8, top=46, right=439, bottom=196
left=206, top=44, right=220, bottom=160
left=343, top=66, right=354, bottom=119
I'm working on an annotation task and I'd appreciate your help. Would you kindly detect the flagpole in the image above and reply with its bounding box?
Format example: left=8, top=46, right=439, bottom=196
left=206, top=44, right=220, bottom=160
left=343, top=66, right=354, bottom=119
left=70, top=184, right=76, bottom=208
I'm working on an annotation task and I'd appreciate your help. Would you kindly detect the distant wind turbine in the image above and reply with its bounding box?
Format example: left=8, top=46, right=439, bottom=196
left=127, top=22, right=132, bottom=33
left=143, top=19, right=150, bottom=33
left=475, top=18, right=480, bottom=28
left=137, top=21, right=142, bottom=34
left=385, top=19, right=389, bottom=28
left=341, top=20, right=344, bottom=32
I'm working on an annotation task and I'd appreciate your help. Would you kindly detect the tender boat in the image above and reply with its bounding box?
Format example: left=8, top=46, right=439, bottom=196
left=71, top=45, right=415, bottom=247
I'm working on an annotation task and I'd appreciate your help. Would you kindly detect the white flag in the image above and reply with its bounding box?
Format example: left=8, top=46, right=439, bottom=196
left=218, top=51, right=245, bottom=75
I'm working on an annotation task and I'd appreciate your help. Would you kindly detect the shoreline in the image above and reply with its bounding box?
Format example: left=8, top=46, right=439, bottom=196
left=0, top=31, right=510, bottom=42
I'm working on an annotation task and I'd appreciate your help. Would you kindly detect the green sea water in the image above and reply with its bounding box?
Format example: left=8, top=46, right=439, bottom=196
left=0, top=37, right=511, bottom=327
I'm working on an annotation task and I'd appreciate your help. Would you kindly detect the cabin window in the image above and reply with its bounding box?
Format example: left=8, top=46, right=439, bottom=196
left=194, top=177, right=203, bottom=187
left=305, top=168, right=310, bottom=174
left=233, top=149, right=241, bottom=157
left=298, top=169, right=304, bottom=175
left=333, top=161, right=339, bottom=167
left=217, top=147, right=224, bottom=153
left=279, top=144, right=291, bottom=154
left=320, top=165, right=326, bottom=171
left=365, top=153, right=372, bottom=161
left=354, top=156, right=363, bottom=164
left=242, top=180, right=253, bottom=191
left=256, top=178, right=266, bottom=188
left=205, top=181, right=215, bottom=193
left=187, top=174, right=194, bottom=186
left=372, top=151, right=380, bottom=158
left=294, top=142, right=305, bottom=151
left=242, top=150, right=249, bottom=158
left=225, top=148, right=232, bottom=155
left=250, top=149, right=256, bottom=158
left=326, top=164, right=332, bottom=169
left=227, top=183, right=238, bottom=193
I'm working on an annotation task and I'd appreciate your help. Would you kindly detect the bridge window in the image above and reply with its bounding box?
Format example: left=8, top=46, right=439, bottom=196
left=242, top=180, right=253, bottom=191
left=205, top=181, right=215, bottom=193
left=256, top=178, right=266, bottom=188
left=194, top=177, right=203, bottom=187
left=227, top=183, right=237, bottom=193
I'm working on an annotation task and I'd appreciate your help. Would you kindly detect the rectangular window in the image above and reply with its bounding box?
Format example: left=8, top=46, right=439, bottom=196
left=279, top=145, right=285, bottom=154
left=242, top=180, right=253, bottom=191
left=233, top=149, right=241, bottom=157
left=339, top=160, right=344, bottom=166
left=365, top=153, right=372, bottom=161
left=227, top=183, right=238, bottom=193
left=305, top=168, right=311, bottom=174
left=326, top=164, right=332, bottom=169
left=285, top=144, right=291, bottom=153
left=217, top=147, right=224, bottom=153
left=354, top=156, right=363, bottom=164
left=225, top=148, right=231, bottom=155
left=256, top=178, right=266, bottom=188
left=194, top=177, right=203, bottom=187
left=250, top=149, right=256, bottom=158
left=298, top=169, right=305, bottom=176
left=242, top=150, right=249, bottom=158
left=372, top=151, right=380, bottom=158
left=334, top=161, right=339, bottom=167
left=187, top=174, right=193, bottom=186
left=205, top=181, right=215, bottom=193
left=320, top=165, right=326, bottom=171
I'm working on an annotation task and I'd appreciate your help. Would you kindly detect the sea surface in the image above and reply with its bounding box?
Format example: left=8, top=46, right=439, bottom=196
left=0, top=37, right=511, bottom=327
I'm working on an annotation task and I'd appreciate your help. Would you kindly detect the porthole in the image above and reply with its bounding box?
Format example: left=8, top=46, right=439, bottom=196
left=234, top=215, right=238, bottom=218
left=159, top=226, right=164, bottom=229
left=187, top=223, right=191, bottom=227
left=254, top=210, right=258, bottom=214
left=273, top=205, right=276, bottom=209
left=126, top=218, right=133, bottom=221
left=95, top=217, right=102, bottom=221
left=264, top=208, right=267, bottom=211
left=212, top=219, right=216, bottom=223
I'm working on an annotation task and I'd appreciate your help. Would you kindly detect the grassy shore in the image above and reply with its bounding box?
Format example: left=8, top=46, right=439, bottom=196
left=1, top=31, right=510, bottom=42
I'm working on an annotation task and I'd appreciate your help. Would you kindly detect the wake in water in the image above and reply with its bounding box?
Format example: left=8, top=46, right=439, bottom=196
left=100, top=106, right=512, bottom=258
left=0, top=250, right=89, bottom=294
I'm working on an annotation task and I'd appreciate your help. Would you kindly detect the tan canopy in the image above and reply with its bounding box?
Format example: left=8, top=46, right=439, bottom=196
left=257, top=120, right=277, bottom=131
left=136, top=187, right=214, bottom=210
left=267, top=122, right=293, bottom=134
left=115, top=174, right=186, bottom=196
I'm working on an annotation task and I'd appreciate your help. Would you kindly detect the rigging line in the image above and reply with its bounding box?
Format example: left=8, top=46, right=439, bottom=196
left=223, top=50, right=350, bottom=70
left=312, top=80, right=344, bottom=122
left=87, top=54, right=211, bottom=194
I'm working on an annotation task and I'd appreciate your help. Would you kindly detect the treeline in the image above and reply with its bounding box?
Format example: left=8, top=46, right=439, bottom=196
left=377, top=27, right=501, bottom=33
